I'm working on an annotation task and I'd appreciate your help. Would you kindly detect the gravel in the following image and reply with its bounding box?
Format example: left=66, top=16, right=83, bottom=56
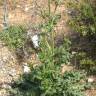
left=0, top=41, right=23, bottom=96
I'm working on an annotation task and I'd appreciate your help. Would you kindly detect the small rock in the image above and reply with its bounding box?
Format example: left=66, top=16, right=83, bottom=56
left=8, top=69, right=17, bottom=77
left=25, top=7, right=29, bottom=12
left=23, top=63, right=31, bottom=73
left=87, top=77, right=94, bottom=83
left=61, top=65, right=73, bottom=74
left=2, top=84, right=11, bottom=89
left=3, top=56, right=8, bottom=62
left=72, top=51, right=77, bottom=55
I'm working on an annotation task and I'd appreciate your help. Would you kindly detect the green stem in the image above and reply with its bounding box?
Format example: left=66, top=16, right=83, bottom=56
left=48, top=0, right=51, bottom=18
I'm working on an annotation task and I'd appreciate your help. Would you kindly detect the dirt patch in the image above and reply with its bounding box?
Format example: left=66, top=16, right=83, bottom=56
left=61, top=65, right=74, bottom=74
left=85, top=90, right=96, bottom=96
left=0, top=0, right=70, bottom=35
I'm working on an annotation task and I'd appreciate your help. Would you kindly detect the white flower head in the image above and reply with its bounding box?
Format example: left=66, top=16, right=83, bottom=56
left=31, top=35, right=39, bottom=48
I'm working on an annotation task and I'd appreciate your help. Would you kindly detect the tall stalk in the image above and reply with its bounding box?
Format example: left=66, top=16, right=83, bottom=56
left=48, top=0, right=51, bottom=18
left=3, top=0, right=8, bottom=30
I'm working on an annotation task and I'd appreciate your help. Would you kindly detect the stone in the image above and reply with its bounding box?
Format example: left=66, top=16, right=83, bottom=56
left=87, top=78, right=94, bottom=83
left=2, top=84, right=11, bottom=89
left=23, top=63, right=31, bottom=73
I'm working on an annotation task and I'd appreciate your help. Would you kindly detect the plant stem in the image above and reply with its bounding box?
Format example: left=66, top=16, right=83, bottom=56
left=48, top=0, right=51, bottom=18
left=3, top=0, right=8, bottom=30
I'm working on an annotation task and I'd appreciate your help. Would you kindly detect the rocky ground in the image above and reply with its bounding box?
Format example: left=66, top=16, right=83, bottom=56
left=0, top=40, right=41, bottom=96
left=0, top=41, right=23, bottom=96
left=0, top=0, right=96, bottom=96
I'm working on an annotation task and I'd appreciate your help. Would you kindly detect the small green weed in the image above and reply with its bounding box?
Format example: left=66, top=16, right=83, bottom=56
left=0, top=25, right=27, bottom=50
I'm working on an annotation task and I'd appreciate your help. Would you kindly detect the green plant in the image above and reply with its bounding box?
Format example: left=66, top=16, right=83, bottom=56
left=0, top=25, right=27, bottom=50
left=67, top=0, right=96, bottom=75
left=10, top=1, right=88, bottom=96
left=11, top=65, right=86, bottom=96
left=54, top=38, right=71, bottom=65
left=74, top=52, right=96, bottom=74
left=35, top=0, right=72, bottom=69
left=68, top=0, right=96, bottom=36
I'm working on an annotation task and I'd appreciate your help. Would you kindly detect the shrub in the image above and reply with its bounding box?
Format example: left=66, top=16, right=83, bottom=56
left=11, top=65, right=86, bottom=96
left=11, top=4, right=85, bottom=96
left=67, top=0, right=96, bottom=74
left=9, top=1, right=87, bottom=96
left=68, top=0, right=96, bottom=36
